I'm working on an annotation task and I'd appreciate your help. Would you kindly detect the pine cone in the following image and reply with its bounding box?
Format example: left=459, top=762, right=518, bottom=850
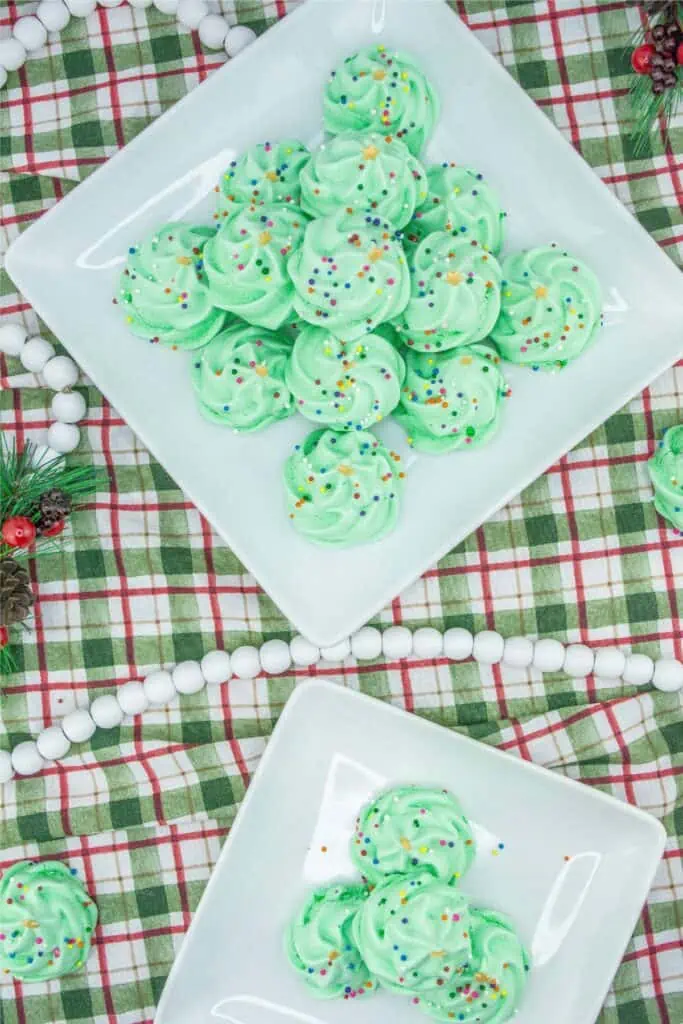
left=36, top=488, right=72, bottom=532
left=0, top=558, right=34, bottom=627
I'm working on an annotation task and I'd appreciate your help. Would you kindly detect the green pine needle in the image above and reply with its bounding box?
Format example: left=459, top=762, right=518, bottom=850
left=0, top=435, right=99, bottom=525
left=0, top=645, right=17, bottom=677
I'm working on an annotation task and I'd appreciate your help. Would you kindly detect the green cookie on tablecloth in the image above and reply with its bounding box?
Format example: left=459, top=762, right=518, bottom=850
left=215, top=139, right=311, bottom=216
left=0, top=860, right=98, bottom=982
left=117, top=221, right=226, bottom=350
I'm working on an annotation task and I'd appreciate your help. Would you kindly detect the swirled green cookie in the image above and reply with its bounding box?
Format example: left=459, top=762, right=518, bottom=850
left=405, top=164, right=505, bottom=255
left=204, top=202, right=308, bottom=329
left=191, top=322, right=294, bottom=431
left=490, top=244, right=602, bottom=370
left=352, top=872, right=472, bottom=995
left=215, top=140, right=310, bottom=216
left=284, top=428, right=405, bottom=546
left=419, top=907, right=530, bottom=1023
left=285, top=326, right=405, bottom=430
left=116, top=222, right=226, bottom=350
left=300, top=132, right=428, bottom=229
left=648, top=424, right=683, bottom=530
left=324, top=45, right=439, bottom=156
left=285, top=882, right=377, bottom=1000
left=288, top=212, right=410, bottom=340
left=394, top=234, right=502, bottom=351
left=0, top=860, right=98, bottom=982
left=394, top=345, right=508, bottom=454
left=350, top=785, right=476, bottom=884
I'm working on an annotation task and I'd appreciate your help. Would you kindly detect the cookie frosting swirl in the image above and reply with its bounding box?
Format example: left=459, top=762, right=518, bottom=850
left=0, top=860, right=98, bottom=982
left=216, top=139, right=310, bottom=215
left=490, top=245, right=602, bottom=370
left=117, top=221, right=225, bottom=350
left=406, top=164, right=505, bottom=255
left=395, top=234, right=502, bottom=351
left=324, top=45, right=439, bottom=156
left=285, top=326, right=405, bottom=430
left=284, top=428, right=405, bottom=546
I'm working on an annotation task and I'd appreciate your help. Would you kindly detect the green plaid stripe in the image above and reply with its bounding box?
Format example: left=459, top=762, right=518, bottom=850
left=1, top=1, right=682, bottom=1021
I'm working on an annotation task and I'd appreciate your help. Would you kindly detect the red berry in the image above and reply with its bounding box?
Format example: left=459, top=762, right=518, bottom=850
left=632, top=43, right=656, bottom=74
left=41, top=520, right=65, bottom=538
left=0, top=627, right=8, bottom=649
left=1, top=516, right=37, bottom=549
left=677, top=40, right=683, bottom=66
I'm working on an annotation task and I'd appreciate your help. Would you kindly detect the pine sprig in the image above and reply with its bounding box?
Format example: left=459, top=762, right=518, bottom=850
left=0, top=435, right=98, bottom=526
left=0, top=646, right=17, bottom=676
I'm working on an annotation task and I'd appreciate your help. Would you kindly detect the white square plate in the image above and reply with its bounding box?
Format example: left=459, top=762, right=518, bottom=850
left=7, top=0, right=683, bottom=647
left=154, top=680, right=665, bottom=1024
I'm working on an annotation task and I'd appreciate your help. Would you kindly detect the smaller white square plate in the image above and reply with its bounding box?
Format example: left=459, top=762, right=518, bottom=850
left=155, top=681, right=665, bottom=1024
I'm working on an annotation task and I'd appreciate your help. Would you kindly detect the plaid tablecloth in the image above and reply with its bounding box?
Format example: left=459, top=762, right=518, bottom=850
left=0, top=2, right=682, bottom=1022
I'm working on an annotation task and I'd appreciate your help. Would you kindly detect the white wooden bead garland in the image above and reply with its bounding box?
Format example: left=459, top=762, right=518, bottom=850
left=0, top=626, right=680, bottom=786
left=0, top=0, right=258, bottom=87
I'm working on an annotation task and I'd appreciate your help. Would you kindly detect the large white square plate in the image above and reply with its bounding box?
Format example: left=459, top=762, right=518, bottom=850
left=154, top=680, right=665, bottom=1024
left=7, top=0, right=683, bottom=647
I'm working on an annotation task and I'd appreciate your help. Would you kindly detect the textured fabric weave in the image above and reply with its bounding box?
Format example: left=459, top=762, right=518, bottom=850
left=0, top=2, right=682, bottom=1022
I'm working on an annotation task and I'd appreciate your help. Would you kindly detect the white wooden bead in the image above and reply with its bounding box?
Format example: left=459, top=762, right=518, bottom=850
left=443, top=627, right=473, bottom=661
left=201, top=649, right=231, bottom=685
left=98, top=0, right=125, bottom=6
left=154, top=0, right=179, bottom=12
left=563, top=644, right=594, bottom=677
left=503, top=636, right=534, bottom=669
left=259, top=639, right=291, bottom=676
left=350, top=626, right=382, bottom=661
left=51, top=390, right=87, bottom=423
left=47, top=422, right=80, bottom=454
left=129, top=0, right=154, bottom=7
left=117, top=680, right=149, bottom=716
left=37, top=1, right=72, bottom=32
left=0, top=38, right=27, bottom=72
left=90, top=694, right=124, bottom=729
left=652, top=658, right=683, bottom=693
left=65, top=0, right=98, bottom=15
left=177, top=0, right=208, bottom=29
left=382, top=626, right=413, bottom=659
left=0, top=322, right=27, bottom=356
left=61, top=709, right=96, bottom=743
left=231, top=645, right=261, bottom=679
left=0, top=750, right=14, bottom=784
left=36, top=726, right=71, bottom=760
left=198, top=13, right=228, bottom=49
left=289, top=635, right=320, bottom=667
left=12, top=741, right=44, bottom=776
left=413, top=627, right=443, bottom=659
left=320, top=638, right=351, bottom=662
left=0, top=67, right=7, bottom=90
left=31, top=444, right=61, bottom=467
left=225, top=25, right=256, bottom=57
left=472, top=630, right=504, bottom=665
left=172, top=660, right=206, bottom=695
left=622, top=653, right=655, bottom=686
left=532, top=638, right=565, bottom=673
left=593, top=647, right=626, bottom=680
left=21, top=336, right=55, bottom=373
left=13, top=17, right=48, bottom=53
left=42, top=355, right=79, bottom=390
left=144, top=669, right=176, bottom=705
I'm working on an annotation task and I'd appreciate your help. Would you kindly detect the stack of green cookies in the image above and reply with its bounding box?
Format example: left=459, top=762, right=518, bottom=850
left=286, top=785, right=530, bottom=1022
left=116, top=43, right=602, bottom=549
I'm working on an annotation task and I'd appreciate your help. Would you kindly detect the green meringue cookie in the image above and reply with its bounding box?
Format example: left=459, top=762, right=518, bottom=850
left=420, top=907, right=531, bottom=1023
left=349, top=785, right=476, bottom=884
left=285, top=882, right=378, bottom=1000
left=117, top=221, right=226, bottom=350
left=405, top=164, right=505, bottom=255
left=204, top=202, right=308, bottom=329
left=490, top=244, right=602, bottom=370
left=191, top=322, right=294, bottom=432
left=648, top=424, right=683, bottom=530
left=394, top=344, right=508, bottom=454
left=352, top=872, right=472, bottom=995
left=284, top=427, right=405, bottom=546
left=300, top=132, right=428, bottom=229
left=288, top=211, right=410, bottom=340
left=0, top=860, right=98, bottom=982
left=215, top=139, right=310, bottom=215
left=285, top=326, right=405, bottom=430
left=324, top=45, right=439, bottom=156
left=395, top=234, right=502, bottom=351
